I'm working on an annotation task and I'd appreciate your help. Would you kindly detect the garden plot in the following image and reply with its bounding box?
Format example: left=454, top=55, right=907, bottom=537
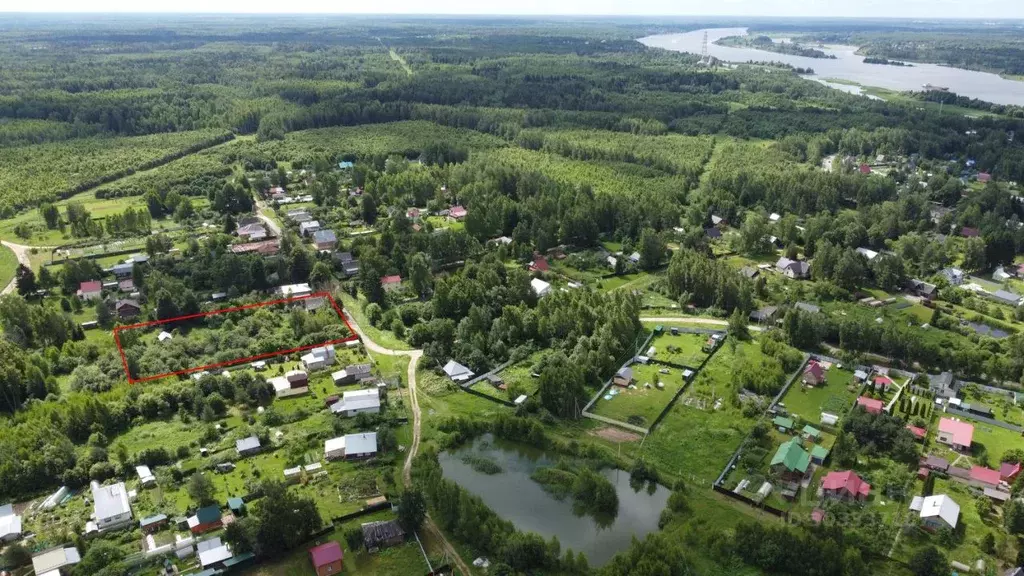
left=590, top=363, right=690, bottom=429
left=648, top=330, right=712, bottom=368
left=780, top=365, right=861, bottom=424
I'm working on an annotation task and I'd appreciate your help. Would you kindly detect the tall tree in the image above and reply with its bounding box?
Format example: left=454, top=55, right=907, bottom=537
left=15, top=265, right=36, bottom=296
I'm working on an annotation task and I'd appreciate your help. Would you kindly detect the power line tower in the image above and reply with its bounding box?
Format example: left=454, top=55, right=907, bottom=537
left=700, top=31, right=709, bottom=65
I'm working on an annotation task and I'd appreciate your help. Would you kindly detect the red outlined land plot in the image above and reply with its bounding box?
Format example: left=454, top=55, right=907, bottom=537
left=114, top=292, right=357, bottom=384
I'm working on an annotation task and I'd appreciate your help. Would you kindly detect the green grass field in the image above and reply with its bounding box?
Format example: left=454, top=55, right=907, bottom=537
left=650, top=330, right=711, bottom=368
left=780, top=366, right=859, bottom=424
left=590, top=363, right=688, bottom=428
left=631, top=341, right=763, bottom=482
left=0, top=242, right=18, bottom=290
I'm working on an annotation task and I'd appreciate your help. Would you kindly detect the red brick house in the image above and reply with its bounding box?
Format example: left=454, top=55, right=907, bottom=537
left=309, top=541, right=343, bottom=576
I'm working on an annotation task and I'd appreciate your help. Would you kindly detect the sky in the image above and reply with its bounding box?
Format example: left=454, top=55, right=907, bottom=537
left=5, top=0, right=1024, bottom=18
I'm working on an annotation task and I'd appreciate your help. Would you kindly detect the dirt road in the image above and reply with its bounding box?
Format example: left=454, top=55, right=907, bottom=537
left=343, top=310, right=473, bottom=576
left=1, top=241, right=36, bottom=295
left=640, top=316, right=764, bottom=331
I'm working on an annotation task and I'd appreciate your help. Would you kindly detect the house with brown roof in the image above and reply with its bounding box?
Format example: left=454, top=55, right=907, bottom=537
left=115, top=299, right=141, bottom=320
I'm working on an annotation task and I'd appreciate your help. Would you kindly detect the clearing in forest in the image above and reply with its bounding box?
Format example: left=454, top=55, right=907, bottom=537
left=114, top=292, right=356, bottom=383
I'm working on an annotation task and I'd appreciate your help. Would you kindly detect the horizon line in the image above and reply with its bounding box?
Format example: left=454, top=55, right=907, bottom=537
left=0, top=12, right=1022, bottom=21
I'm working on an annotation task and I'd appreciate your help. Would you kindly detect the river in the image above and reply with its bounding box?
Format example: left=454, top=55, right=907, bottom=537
left=639, top=28, right=1024, bottom=107
left=439, top=434, right=670, bottom=567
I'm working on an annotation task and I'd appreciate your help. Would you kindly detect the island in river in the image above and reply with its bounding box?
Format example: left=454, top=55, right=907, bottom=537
left=863, top=57, right=913, bottom=67
left=716, top=35, right=837, bottom=59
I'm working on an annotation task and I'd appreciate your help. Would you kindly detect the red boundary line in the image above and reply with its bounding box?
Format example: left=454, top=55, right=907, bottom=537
left=114, top=292, right=357, bottom=384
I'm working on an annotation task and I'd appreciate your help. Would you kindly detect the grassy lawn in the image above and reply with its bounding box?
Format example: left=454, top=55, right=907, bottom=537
left=631, top=341, right=763, bottom=483
left=650, top=330, right=710, bottom=368
left=892, top=477, right=1006, bottom=569
left=239, top=510, right=430, bottom=576
left=0, top=242, right=17, bottom=289
left=780, top=366, right=860, bottom=424
left=590, top=363, right=688, bottom=428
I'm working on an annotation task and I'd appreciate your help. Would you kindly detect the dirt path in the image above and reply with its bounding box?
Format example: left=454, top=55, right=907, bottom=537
left=1, top=241, right=38, bottom=295
left=343, top=310, right=473, bottom=576
left=255, top=201, right=283, bottom=237
left=639, top=316, right=764, bottom=332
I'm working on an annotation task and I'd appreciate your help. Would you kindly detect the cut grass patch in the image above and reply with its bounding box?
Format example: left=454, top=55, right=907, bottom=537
left=590, top=363, right=688, bottom=429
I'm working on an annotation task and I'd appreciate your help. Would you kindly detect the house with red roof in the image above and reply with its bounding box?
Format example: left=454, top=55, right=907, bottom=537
left=968, top=466, right=1001, bottom=490
left=529, top=255, right=550, bottom=273
left=77, top=280, right=102, bottom=301
left=960, top=227, right=980, bottom=238
left=380, top=275, right=402, bottom=292
left=859, top=164, right=871, bottom=175
left=1000, top=462, right=1021, bottom=483
left=873, top=375, right=894, bottom=390
left=308, top=541, right=343, bottom=576
left=802, top=361, right=826, bottom=386
left=937, top=417, right=974, bottom=452
left=448, top=205, right=467, bottom=220
left=811, top=508, right=826, bottom=524
left=822, top=470, right=871, bottom=501
left=857, top=396, right=884, bottom=415
left=905, top=425, right=927, bottom=442
left=978, top=172, right=992, bottom=183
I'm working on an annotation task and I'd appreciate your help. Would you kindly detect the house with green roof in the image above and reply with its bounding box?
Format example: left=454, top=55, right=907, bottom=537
left=802, top=425, right=821, bottom=441
left=770, top=438, right=811, bottom=480
left=810, top=445, right=830, bottom=465
left=773, top=415, right=794, bottom=432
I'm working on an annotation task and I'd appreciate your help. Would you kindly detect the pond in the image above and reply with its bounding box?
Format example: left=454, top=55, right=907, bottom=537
left=639, top=28, right=1024, bottom=107
left=965, top=321, right=1011, bottom=339
left=439, top=434, right=670, bottom=567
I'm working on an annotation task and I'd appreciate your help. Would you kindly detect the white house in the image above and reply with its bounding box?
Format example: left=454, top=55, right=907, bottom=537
left=32, top=547, right=81, bottom=576
left=531, top=277, right=552, bottom=297
left=158, top=331, right=173, bottom=342
left=197, top=537, right=233, bottom=569
left=276, top=283, right=313, bottom=299
left=820, top=412, right=839, bottom=426
left=136, top=465, right=156, bottom=488
left=91, top=481, right=133, bottom=532
left=855, top=247, right=879, bottom=261
left=910, top=494, right=960, bottom=531
left=268, top=375, right=309, bottom=398
left=301, top=345, right=336, bottom=371
left=776, top=257, right=810, bottom=279
left=769, top=213, right=781, bottom=223
left=442, top=360, right=474, bottom=382
left=299, top=221, right=321, bottom=237
left=0, top=503, right=22, bottom=543
left=325, top=432, right=378, bottom=460
left=330, top=388, right=381, bottom=417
